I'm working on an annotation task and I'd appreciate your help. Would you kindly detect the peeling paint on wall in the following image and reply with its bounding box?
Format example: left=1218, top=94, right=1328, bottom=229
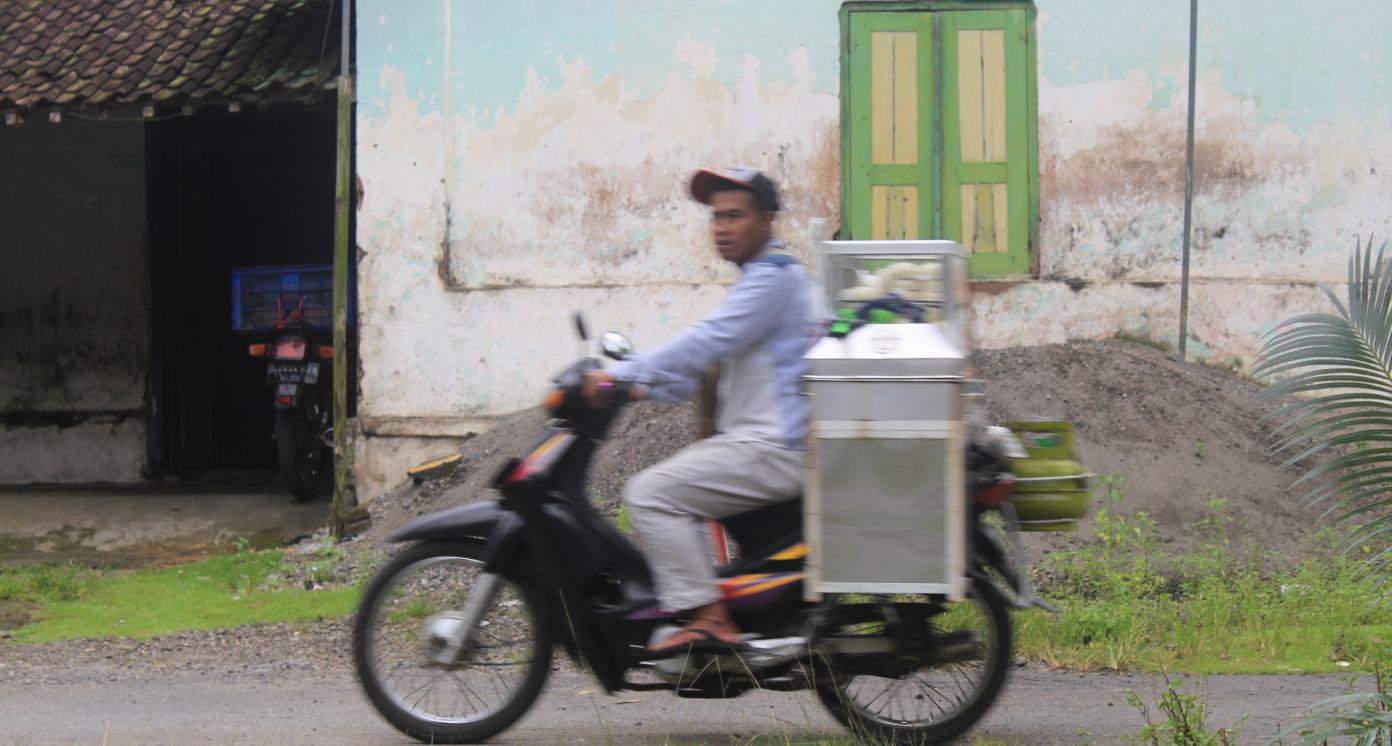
left=441, top=55, right=840, bottom=289
left=1039, top=70, right=1391, bottom=284
left=354, top=0, right=1392, bottom=496
left=356, top=0, right=844, bottom=423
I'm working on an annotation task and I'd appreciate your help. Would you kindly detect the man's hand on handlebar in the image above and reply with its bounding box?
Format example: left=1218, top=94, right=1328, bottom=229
left=582, top=371, right=643, bottom=408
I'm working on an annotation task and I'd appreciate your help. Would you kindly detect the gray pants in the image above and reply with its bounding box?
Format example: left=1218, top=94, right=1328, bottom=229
left=623, top=437, right=803, bottom=611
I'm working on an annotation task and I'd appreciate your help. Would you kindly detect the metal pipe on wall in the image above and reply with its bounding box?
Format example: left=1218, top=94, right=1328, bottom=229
left=1178, top=0, right=1198, bottom=360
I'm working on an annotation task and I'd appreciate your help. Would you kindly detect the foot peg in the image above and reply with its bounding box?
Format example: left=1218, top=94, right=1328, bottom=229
left=650, top=635, right=809, bottom=682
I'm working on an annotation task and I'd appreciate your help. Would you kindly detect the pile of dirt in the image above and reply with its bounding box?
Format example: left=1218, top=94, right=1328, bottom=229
left=978, top=340, right=1312, bottom=560
left=363, top=402, right=698, bottom=546
left=363, top=340, right=1315, bottom=562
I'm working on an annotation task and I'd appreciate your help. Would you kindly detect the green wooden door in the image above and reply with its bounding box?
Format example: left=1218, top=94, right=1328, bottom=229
left=844, top=5, right=1036, bottom=277
left=846, top=11, right=934, bottom=242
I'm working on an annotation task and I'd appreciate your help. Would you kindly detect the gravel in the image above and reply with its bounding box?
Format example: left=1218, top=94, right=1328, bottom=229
left=0, top=620, right=351, bottom=686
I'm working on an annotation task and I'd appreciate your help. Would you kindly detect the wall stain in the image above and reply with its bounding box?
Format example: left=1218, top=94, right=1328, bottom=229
left=0, top=292, right=145, bottom=411
left=971, top=280, right=1024, bottom=297
left=0, top=410, right=141, bottom=429
left=1043, top=119, right=1270, bottom=206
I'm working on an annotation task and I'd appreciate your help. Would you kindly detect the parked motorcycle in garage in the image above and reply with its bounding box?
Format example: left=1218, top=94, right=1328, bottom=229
left=235, top=266, right=336, bottom=501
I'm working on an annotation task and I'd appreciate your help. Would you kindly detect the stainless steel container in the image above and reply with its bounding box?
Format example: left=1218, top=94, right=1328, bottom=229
left=804, top=240, right=971, bottom=600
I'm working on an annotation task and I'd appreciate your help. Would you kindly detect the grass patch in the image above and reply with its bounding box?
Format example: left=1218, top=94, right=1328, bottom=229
left=0, top=551, right=358, bottom=643
left=1016, top=478, right=1392, bottom=673
left=613, top=504, right=635, bottom=536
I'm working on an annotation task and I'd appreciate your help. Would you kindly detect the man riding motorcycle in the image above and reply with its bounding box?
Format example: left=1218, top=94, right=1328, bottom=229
left=355, top=175, right=1037, bottom=744
left=583, top=166, right=819, bottom=654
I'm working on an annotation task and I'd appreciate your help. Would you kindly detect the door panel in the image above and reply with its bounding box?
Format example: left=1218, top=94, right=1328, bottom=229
left=847, top=12, right=933, bottom=242
left=942, top=9, right=1031, bottom=275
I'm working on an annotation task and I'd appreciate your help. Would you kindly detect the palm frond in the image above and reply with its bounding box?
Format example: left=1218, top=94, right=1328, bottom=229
left=1285, top=690, right=1392, bottom=746
left=1256, top=236, right=1392, bottom=593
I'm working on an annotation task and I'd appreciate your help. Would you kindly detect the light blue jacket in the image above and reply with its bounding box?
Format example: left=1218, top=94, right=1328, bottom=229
left=611, top=243, right=819, bottom=450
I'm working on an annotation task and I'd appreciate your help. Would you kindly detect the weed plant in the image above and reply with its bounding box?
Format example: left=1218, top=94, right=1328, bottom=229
left=1124, top=676, right=1246, bottom=745
left=1017, top=477, right=1392, bottom=673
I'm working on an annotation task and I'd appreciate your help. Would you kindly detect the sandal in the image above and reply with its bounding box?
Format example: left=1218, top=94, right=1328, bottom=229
left=643, top=626, right=749, bottom=659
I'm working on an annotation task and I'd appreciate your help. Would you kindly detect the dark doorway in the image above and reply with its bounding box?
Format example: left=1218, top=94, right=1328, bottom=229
left=146, top=106, right=337, bottom=476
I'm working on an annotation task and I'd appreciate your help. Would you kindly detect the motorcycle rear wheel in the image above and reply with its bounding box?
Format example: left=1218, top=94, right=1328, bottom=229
left=353, top=541, right=553, bottom=744
left=275, top=406, right=322, bottom=501
left=815, top=578, right=1012, bottom=745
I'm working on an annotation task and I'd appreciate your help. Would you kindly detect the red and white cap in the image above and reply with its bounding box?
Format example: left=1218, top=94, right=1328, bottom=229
left=689, top=166, right=781, bottom=212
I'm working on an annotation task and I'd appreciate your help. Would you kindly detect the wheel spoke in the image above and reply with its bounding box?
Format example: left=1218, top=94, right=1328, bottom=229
left=913, top=677, right=954, bottom=717
left=859, top=680, right=892, bottom=712
left=451, top=671, right=488, bottom=715
left=404, top=675, right=440, bottom=710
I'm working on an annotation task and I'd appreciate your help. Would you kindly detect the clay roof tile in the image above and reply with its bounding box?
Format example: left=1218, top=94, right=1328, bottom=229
left=0, top=0, right=337, bottom=110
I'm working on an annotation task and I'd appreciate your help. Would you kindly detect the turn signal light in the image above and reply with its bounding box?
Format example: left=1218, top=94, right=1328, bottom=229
left=543, top=389, right=565, bottom=411
left=318, top=346, right=335, bottom=360
left=248, top=343, right=267, bottom=357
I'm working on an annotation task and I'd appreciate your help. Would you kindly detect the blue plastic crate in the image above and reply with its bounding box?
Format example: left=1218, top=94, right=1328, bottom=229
left=231, top=264, right=351, bottom=332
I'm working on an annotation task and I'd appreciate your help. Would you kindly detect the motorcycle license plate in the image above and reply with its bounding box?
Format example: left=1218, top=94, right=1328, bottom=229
left=267, top=362, right=319, bottom=384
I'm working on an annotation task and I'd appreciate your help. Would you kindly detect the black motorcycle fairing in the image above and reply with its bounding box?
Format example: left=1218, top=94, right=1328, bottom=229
left=544, top=434, right=658, bottom=605
left=386, top=493, right=636, bottom=584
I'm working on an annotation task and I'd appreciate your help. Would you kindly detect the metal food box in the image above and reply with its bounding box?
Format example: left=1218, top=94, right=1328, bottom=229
left=804, top=240, right=971, bottom=600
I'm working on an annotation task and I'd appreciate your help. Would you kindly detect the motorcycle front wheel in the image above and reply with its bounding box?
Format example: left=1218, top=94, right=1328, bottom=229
left=815, top=578, right=1012, bottom=745
left=353, top=541, right=553, bottom=744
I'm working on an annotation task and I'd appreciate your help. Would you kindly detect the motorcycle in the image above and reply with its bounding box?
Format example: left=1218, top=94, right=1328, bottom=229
left=351, top=314, right=1043, bottom=745
left=247, top=297, right=333, bottom=501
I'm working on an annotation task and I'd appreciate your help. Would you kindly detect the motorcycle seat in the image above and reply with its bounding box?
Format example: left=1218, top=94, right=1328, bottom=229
left=717, top=497, right=803, bottom=577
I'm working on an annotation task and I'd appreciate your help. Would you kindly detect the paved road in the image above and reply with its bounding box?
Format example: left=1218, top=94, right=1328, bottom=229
left=0, top=667, right=1358, bottom=745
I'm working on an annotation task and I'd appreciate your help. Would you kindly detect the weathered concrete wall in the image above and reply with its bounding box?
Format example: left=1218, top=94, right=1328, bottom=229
left=0, top=120, right=148, bottom=483
left=354, top=0, right=1391, bottom=497
left=354, top=0, right=846, bottom=496
left=1024, top=0, right=1392, bottom=357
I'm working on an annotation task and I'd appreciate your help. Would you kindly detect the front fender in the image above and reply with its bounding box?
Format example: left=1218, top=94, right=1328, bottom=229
left=388, top=500, right=523, bottom=574
left=389, top=500, right=505, bottom=543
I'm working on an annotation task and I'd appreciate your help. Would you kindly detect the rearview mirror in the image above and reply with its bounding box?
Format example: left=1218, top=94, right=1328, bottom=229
left=601, top=331, right=634, bottom=361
